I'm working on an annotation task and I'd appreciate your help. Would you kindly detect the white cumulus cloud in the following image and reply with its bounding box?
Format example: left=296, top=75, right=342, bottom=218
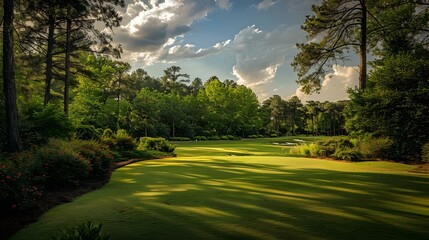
left=256, top=0, right=278, bottom=10
left=295, top=65, right=359, bottom=103
left=230, top=25, right=303, bottom=100
left=115, top=0, right=231, bottom=59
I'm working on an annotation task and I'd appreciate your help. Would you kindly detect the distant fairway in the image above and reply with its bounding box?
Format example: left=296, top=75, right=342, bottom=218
left=12, top=137, right=429, bottom=240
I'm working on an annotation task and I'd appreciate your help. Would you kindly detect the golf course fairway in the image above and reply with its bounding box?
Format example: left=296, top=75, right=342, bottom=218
left=11, top=138, right=429, bottom=240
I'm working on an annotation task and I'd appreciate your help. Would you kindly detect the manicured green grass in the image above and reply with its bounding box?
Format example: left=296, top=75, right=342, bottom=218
left=174, top=136, right=326, bottom=157
left=12, top=137, right=429, bottom=240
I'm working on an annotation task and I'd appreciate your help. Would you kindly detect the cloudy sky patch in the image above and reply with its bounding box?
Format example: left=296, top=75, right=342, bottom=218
left=112, top=0, right=357, bottom=102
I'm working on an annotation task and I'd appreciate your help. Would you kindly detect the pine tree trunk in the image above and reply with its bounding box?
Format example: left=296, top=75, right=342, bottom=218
left=311, top=116, right=314, bottom=135
left=3, top=0, right=21, bottom=152
left=64, top=10, right=71, bottom=115
left=172, top=120, right=175, bottom=138
left=116, top=77, right=121, bottom=129
left=292, top=109, right=296, bottom=135
left=360, top=0, right=367, bottom=90
left=44, top=13, right=55, bottom=105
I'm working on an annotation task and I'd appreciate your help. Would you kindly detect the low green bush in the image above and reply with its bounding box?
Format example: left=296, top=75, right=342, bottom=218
left=332, top=149, right=363, bottom=162
left=227, top=135, right=235, bottom=140
left=207, top=136, right=221, bottom=140
left=138, top=137, right=176, bottom=153
left=292, top=138, right=363, bottom=161
left=0, top=155, right=42, bottom=211
left=52, top=221, right=110, bottom=240
left=194, top=136, right=207, bottom=141
left=102, top=129, right=137, bottom=151
left=248, top=135, right=258, bottom=138
left=270, top=134, right=278, bottom=138
left=291, top=143, right=318, bottom=157
left=359, top=136, right=393, bottom=159
left=169, top=137, right=191, bottom=141
left=220, top=136, right=228, bottom=140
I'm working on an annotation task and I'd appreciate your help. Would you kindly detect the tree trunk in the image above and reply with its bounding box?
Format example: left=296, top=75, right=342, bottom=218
left=172, top=120, right=175, bottom=138
left=359, top=0, right=367, bottom=90
left=44, top=13, right=55, bottom=105
left=3, top=0, right=21, bottom=152
left=64, top=9, right=71, bottom=115
left=116, top=77, right=121, bottom=130
left=311, top=116, right=314, bottom=135
left=292, top=109, right=296, bottom=135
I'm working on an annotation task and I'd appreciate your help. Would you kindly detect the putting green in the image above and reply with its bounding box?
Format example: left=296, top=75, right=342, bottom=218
left=11, top=138, right=429, bottom=240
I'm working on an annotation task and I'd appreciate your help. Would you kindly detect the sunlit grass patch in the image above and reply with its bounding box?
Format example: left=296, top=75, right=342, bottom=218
left=11, top=137, right=429, bottom=240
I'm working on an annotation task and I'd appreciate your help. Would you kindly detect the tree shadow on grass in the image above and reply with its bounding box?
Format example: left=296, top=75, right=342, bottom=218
left=11, top=158, right=429, bottom=240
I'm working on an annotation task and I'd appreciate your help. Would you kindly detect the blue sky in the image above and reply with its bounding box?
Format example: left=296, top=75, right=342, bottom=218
left=112, top=0, right=358, bottom=102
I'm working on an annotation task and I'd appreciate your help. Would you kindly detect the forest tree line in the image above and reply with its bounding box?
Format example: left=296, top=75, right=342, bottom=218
left=1, top=0, right=428, bottom=161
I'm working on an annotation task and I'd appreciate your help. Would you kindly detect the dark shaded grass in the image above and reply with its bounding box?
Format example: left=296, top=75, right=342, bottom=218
left=12, top=156, right=429, bottom=240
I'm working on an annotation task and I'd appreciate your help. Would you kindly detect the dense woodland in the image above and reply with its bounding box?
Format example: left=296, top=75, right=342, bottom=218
left=0, top=0, right=428, bottom=221
left=0, top=0, right=427, bottom=159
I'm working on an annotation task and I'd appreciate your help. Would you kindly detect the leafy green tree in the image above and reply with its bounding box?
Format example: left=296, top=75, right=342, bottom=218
left=159, top=93, right=186, bottom=138
left=346, top=53, right=429, bottom=160
left=230, top=85, right=261, bottom=136
left=190, top=77, right=203, bottom=96
left=161, top=66, right=190, bottom=95
left=129, top=88, right=160, bottom=137
left=262, top=95, right=284, bottom=135
left=288, top=96, right=303, bottom=135
left=305, top=100, right=320, bottom=135
left=198, top=78, right=229, bottom=134
left=69, top=54, right=128, bottom=130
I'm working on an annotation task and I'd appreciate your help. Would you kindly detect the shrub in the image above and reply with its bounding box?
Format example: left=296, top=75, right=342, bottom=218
left=70, top=140, right=114, bottom=179
left=359, top=136, right=393, bottom=159
left=257, top=134, right=264, bottom=138
left=138, top=137, right=176, bottom=153
left=248, top=135, right=258, bottom=138
left=332, top=149, right=363, bottom=162
left=421, top=142, right=429, bottom=163
left=52, top=221, right=110, bottom=240
left=270, top=134, right=278, bottom=138
left=225, top=135, right=241, bottom=140
left=74, top=125, right=102, bottom=140
left=0, top=155, right=42, bottom=211
left=35, top=142, right=90, bottom=189
left=101, top=129, right=114, bottom=140
left=207, top=136, right=221, bottom=140
left=291, top=143, right=318, bottom=157
left=20, top=103, right=74, bottom=148
left=220, top=135, right=228, bottom=140
left=194, top=136, right=207, bottom=141
left=169, top=137, right=191, bottom=141
left=292, top=138, right=362, bottom=161
left=102, top=129, right=137, bottom=151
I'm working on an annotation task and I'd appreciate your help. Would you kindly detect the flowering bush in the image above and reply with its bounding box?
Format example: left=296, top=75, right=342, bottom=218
left=71, top=140, right=114, bottom=179
left=0, top=155, right=42, bottom=211
left=35, top=145, right=90, bottom=189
